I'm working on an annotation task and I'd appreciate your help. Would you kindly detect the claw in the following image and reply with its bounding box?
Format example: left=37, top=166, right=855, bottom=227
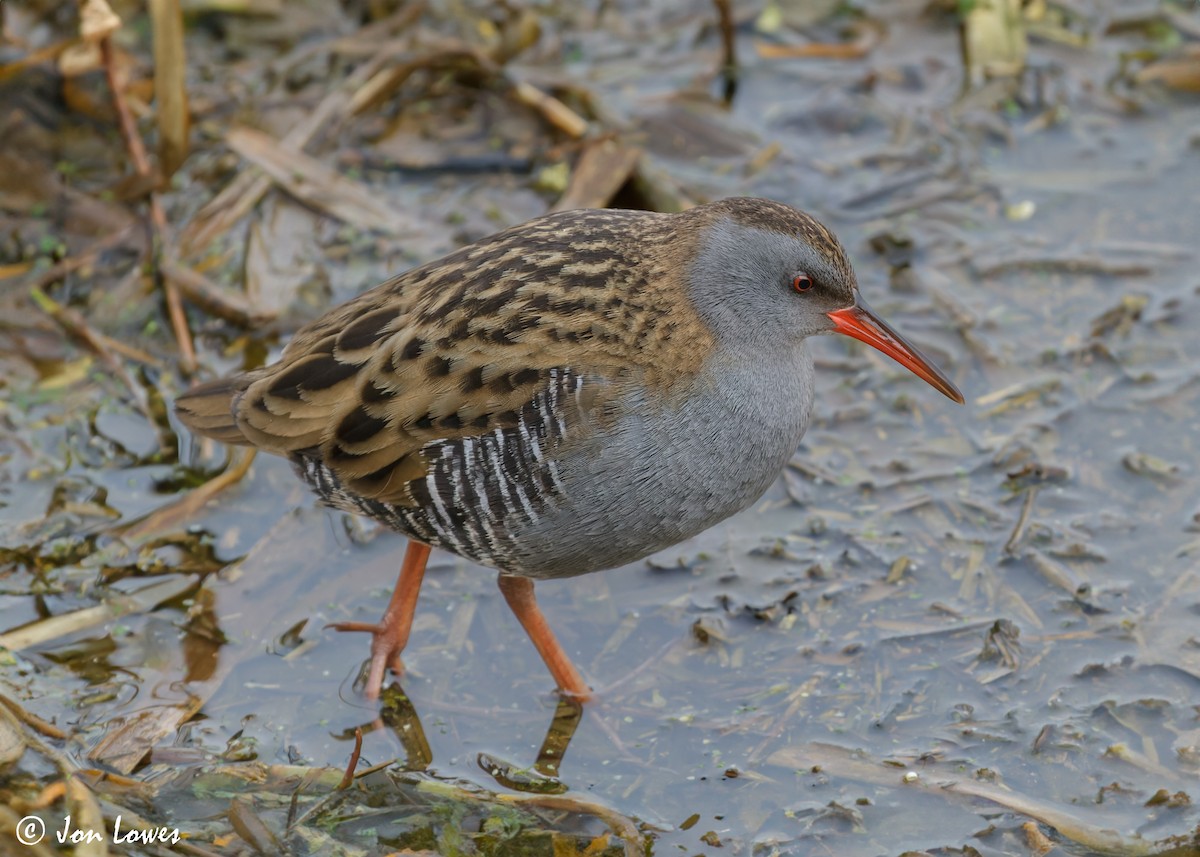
left=330, top=541, right=431, bottom=701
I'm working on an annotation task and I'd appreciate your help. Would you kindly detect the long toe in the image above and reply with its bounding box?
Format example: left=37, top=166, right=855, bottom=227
left=328, top=621, right=404, bottom=700
left=328, top=621, right=379, bottom=634
left=365, top=629, right=400, bottom=701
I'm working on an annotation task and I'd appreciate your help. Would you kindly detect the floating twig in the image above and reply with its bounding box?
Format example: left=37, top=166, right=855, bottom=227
left=117, top=449, right=256, bottom=542
left=769, top=743, right=1173, bottom=857
left=29, top=286, right=154, bottom=416
left=161, top=257, right=275, bottom=327
left=0, top=576, right=195, bottom=652
left=1002, top=485, right=1038, bottom=554
left=0, top=694, right=69, bottom=740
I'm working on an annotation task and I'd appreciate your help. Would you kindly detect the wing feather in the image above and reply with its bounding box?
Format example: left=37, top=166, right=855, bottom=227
left=175, top=207, right=717, bottom=507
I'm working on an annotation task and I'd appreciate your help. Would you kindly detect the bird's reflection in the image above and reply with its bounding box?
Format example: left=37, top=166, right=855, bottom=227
left=343, top=684, right=585, bottom=793
left=478, top=697, right=582, bottom=795
left=377, top=683, right=433, bottom=770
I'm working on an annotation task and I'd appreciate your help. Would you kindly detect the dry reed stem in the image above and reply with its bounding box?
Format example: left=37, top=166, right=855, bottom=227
left=0, top=694, right=69, bottom=740
left=149, top=0, right=189, bottom=177
left=29, top=286, right=153, bottom=415
left=179, top=39, right=413, bottom=257
left=224, top=127, right=424, bottom=237
left=99, top=34, right=196, bottom=373
left=162, top=256, right=275, bottom=327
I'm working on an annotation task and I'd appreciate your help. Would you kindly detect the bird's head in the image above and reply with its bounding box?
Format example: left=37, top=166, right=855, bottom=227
left=688, top=197, right=963, bottom=404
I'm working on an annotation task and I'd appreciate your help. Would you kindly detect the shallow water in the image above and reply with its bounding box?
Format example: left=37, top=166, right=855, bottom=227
left=2, top=1, right=1199, bottom=854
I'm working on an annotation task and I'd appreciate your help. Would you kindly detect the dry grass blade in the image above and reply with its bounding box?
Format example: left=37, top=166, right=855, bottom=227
left=89, top=694, right=205, bottom=773
left=29, top=286, right=155, bottom=415
left=0, top=694, right=70, bottom=740
left=1135, top=47, right=1200, bottom=92
left=944, top=777, right=1169, bottom=856
left=756, top=19, right=883, bottom=60
left=0, top=576, right=195, bottom=652
left=117, top=449, right=256, bottom=541
left=162, top=257, right=275, bottom=327
left=1002, top=486, right=1038, bottom=554
left=149, top=0, right=190, bottom=178
left=228, top=797, right=281, bottom=854
left=179, top=37, right=411, bottom=257
left=182, top=0, right=283, bottom=14
left=346, top=51, right=445, bottom=116
left=224, top=127, right=424, bottom=237
left=552, top=141, right=641, bottom=212
left=769, top=743, right=1170, bottom=857
left=347, top=41, right=589, bottom=140
left=509, top=80, right=588, bottom=139
left=1025, top=548, right=1081, bottom=594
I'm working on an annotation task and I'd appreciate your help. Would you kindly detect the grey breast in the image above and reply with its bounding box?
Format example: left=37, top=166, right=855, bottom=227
left=504, top=343, right=816, bottom=579
left=296, top=344, right=815, bottom=579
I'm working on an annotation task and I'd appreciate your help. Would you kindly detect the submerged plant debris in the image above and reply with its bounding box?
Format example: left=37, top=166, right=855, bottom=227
left=1, top=1, right=1200, bottom=855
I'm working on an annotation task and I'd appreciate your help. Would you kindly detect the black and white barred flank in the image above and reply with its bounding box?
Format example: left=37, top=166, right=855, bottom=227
left=293, top=368, right=585, bottom=570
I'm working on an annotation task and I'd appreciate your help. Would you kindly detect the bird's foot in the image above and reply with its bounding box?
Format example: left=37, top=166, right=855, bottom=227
left=328, top=620, right=407, bottom=701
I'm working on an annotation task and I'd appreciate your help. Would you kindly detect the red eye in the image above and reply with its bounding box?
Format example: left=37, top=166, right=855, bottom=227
left=792, top=273, right=813, bottom=293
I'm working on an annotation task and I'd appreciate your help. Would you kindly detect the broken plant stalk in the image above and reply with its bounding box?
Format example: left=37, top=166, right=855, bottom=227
left=99, top=33, right=196, bottom=374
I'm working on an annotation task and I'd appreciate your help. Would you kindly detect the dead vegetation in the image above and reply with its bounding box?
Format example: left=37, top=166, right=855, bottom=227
left=2, top=1, right=1200, bottom=855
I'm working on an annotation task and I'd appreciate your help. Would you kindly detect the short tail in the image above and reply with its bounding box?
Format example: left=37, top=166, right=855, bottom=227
left=175, top=376, right=253, bottom=445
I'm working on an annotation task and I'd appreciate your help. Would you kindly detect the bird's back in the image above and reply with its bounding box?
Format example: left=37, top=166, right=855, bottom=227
left=176, top=201, right=835, bottom=576
left=175, top=207, right=747, bottom=573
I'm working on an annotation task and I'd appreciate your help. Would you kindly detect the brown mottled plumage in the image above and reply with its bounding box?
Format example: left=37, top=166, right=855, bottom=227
left=176, top=197, right=958, bottom=702
left=177, top=199, right=847, bottom=508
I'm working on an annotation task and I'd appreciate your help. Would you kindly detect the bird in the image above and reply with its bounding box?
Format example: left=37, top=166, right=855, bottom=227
left=175, top=197, right=963, bottom=702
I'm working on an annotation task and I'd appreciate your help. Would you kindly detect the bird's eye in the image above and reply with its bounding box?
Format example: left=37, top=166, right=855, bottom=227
left=792, top=273, right=813, bottom=293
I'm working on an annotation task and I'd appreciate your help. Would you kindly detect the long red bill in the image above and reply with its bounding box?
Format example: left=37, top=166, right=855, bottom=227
left=827, top=297, right=964, bottom=404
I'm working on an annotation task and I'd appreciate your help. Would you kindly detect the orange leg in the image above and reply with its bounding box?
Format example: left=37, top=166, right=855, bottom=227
left=331, top=540, right=431, bottom=700
left=497, top=575, right=591, bottom=700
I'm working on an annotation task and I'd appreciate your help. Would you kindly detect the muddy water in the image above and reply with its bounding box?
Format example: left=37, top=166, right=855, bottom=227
left=2, top=1, right=1199, bottom=854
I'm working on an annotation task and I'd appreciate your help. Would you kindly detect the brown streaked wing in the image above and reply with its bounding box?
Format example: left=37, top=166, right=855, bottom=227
left=196, top=205, right=723, bottom=506
left=229, top=212, right=674, bottom=506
